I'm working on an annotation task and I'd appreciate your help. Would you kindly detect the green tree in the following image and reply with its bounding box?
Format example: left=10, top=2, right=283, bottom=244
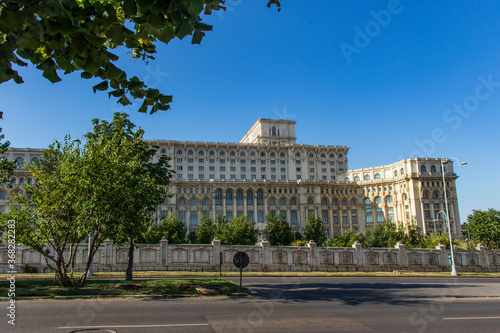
left=0, top=112, right=13, bottom=184
left=303, top=212, right=326, bottom=246
left=0, top=138, right=88, bottom=287
left=0, top=1, right=281, bottom=113
left=218, top=215, right=258, bottom=245
left=81, top=112, right=172, bottom=280
left=325, top=230, right=365, bottom=248
left=364, top=223, right=404, bottom=248
left=143, top=214, right=186, bottom=244
left=463, top=208, right=500, bottom=250
left=196, top=214, right=217, bottom=244
left=264, top=213, right=294, bottom=246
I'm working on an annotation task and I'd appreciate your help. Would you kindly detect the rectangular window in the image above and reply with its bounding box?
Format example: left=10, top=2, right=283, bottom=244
left=199, top=166, right=204, bottom=171
left=209, top=166, right=215, bottom=171
left=241, top=159, right=246, bottom=163
left=230, top=159, right=236, bottom=163
left=257, top=211, right=264, bottom=223
left=209, top=174, right=215, bottom=179
left=176, top=166, right=182, bottom=171
left=251, top=160, right=256, bottom=164
left=230, top=175, right=236, bottom=179
left=220, top=166, right=225, bottom=171
left=280, top=210, right=287, bottom=221
left=241, top=175, right=246, bottom=179
left=309, top=161, right=314, bottom=165
left=291, top=210, right=298, bottom=224
left=251, top=167, right=256, bottom=172
left=177, top=158, right=182, bottom=163
left=198, top=174, right=204, bottom=179
left=237, top=211, right=243, bottom=218
left=226, top=211, right=233, bottom=220
left=366, top=214, right=373, bottom=223
left=251, top=175, right=257, bottom=179
left=261, top=160, right=266, bottom=164
left=178, top=211, right=185, bottom=224
left=296, top=160, right=301, bottom=164
left=209, top=159, right=215, bottom=163
left=424, top=210, right=431, bottom=219
left=321, top=168, right=326, bottom=172
left=198, top=158, right=204, bottom=163
left=261, top=167, right=266, bottom=172
left=187, top=158, right=193, bottom=163
left=322, top=210, right=329, bottom=224
left=188, top=174, right=194, bottom=179
left=188, top=166, right=193, bottom=171
left=220, top=159, right=225, bottom=163
left=388, top=213, right=395, bottom=221
left=190, top=211, right=198, bottom=226
left=352, top=216, right=357, bottom=223
left=321, top=161, right=326, bottom=165
left=271, top=167, right=276, bottom=172
left=310, top=168, right=314, bottom=172
left=247, top=211, right=254, bottom=222
left=342, top=216, right=348, bottom=224
left=281, top=175, right=287, bottom=180
left=280, top=160, right=286, bottom=164
left=241, top=167, right=246, bottom=171
left=377, top=214, right=384, bottom=222
left=176, top=174, right=183, bottom=179
left=333, top=216, right=339, bottom=224
left=271, top=160, right=276, bottom=164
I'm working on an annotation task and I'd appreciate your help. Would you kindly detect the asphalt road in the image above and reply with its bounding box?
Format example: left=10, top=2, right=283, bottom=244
left=2, top=277, right=500, bottom=333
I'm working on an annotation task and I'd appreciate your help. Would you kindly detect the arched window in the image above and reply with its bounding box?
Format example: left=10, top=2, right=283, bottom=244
left=179, top=199, right=186, bottom=206
left=198, top=150, right=204, bottom=155
left=422, top=192, right=429, bottom=199
left=215, top=190, right=222, bottom=205
left=394, top=170, right=398, bottom=177
left=219, top=151, right=225, bottom=156
left=332, top=199, right=338, bottom=205
left=403, top=193, right=408, bottom=201
left=226, top=190, right=233, bottom=205
left=190, top=199, right=197, bottom=206
left=351, top=199, right=356, bottom=205
left=295, top=152, right=300, bottom=157
left=0, top=192, right=6, bottom=200
left=345, top=177, right=350, bottom=182
left=430, top=165, right=437, bottom=173
left=420, top=165, right=427, bottom=173
left=354, top=176, right=360, bottom=182
left=14, top=157, right=24, bottom=167
left=374, top=173, right=381, bottom=180
left=257, top=190, right=263, bottom=205
left=290, top=198, right=297, bottom=205
left=433, top=192, right=439, bottom=199
left=202, top=199, right=209, bottom=206
left=280, top=198, right=286, bottom=206
left=400, top=168, right=404, bottom=174
left=307, top=198, right=314, bottom=205
left=340, top=200, right=346, bottom=206
left=236, top=190, right=243, bottom=205
left=269, top=199, right=276, bottom=205
left=364, top=198, right=371, bottom=205
left=364, top=174, right=371, bottom=181
left=272, top=126, right=277, bottom=136
left=280, top=153, right=285, bottom=157
left=338, top=154, right=343, bottom=158
left=187, top=150, right=194, bottom=155
left=375, top=197, right=382, bottom=204
left=31, top=157, right=40, bottom=165
left=321, top=154, right=325, bottom=158
left=329, top=154, right=334, bottom=158
left=321, top=199, right=327, bottom=205
left=247, top=190, right=253, bottom=205
left=386, top=196, right=394, bottom=203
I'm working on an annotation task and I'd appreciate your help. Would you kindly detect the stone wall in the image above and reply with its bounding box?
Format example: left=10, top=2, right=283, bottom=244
left=1, top=239, right=500, bottom=274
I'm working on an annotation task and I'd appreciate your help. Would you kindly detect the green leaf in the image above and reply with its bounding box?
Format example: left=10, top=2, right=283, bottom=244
left=159, top=95, right=173, bottom=105
left=93, top=81, right=109, bottom=93
left=118, top=96, right=132, bottom=106
left=157, top=25, right=176, bottom=44
left=191, top=30, right=205, bottom=45
left=81, top=72, right=93, bottom=79
left=123, top=0, right=138, bottom=16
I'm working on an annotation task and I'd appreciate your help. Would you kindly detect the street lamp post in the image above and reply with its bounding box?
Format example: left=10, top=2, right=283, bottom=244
left=440, top=157, right=467, bottom=277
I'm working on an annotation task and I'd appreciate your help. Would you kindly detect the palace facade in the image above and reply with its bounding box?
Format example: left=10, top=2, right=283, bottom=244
left=0, top=118, right=462, bottom=238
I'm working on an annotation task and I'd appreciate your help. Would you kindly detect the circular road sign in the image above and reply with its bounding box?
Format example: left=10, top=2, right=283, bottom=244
left=233, top=252, right=250, bottom=269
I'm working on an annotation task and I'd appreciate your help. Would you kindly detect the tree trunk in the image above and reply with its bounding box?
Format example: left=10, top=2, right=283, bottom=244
left=125, top=238, right=134, bottom=281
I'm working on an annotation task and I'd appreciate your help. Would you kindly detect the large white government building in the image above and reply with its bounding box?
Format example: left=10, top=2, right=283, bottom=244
left=1, top=118, right=462, bottom=238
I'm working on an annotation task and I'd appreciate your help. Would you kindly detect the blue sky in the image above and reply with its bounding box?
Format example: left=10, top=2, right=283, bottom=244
left=1, top=1, right=499, bottom=222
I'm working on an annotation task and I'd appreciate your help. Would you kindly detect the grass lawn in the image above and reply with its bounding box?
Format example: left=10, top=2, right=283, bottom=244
left=0, top=278, right=249, bottom=298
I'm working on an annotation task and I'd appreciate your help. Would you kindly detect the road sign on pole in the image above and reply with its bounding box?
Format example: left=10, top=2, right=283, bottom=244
left=233, top=252, right=249, bottom=291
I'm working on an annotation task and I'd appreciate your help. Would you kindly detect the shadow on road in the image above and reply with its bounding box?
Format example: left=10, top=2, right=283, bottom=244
left=245, top=281, right=472, bottom=306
